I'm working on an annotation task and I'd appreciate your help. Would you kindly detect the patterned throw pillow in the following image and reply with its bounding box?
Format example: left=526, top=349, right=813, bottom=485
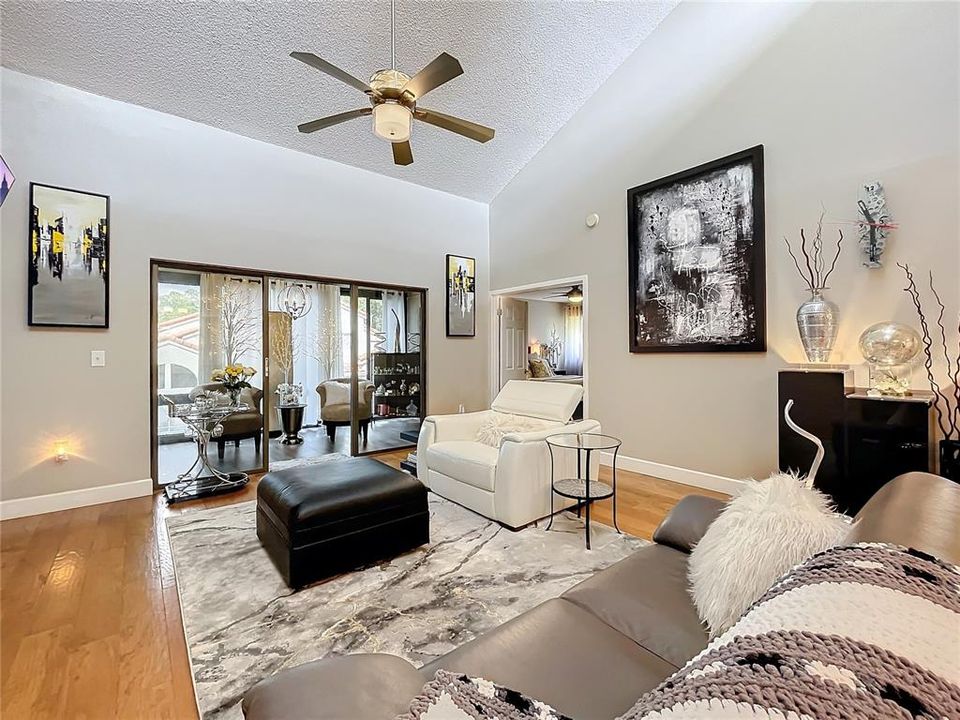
left=398, top=669, right=570, bottom=720
left=619, top=543, right=960, bottom=720
left=528, top=357, right=554, bottom=378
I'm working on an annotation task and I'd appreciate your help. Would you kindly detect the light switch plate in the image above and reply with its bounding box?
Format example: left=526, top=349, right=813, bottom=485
left=91, top=350, right=106, bottom=367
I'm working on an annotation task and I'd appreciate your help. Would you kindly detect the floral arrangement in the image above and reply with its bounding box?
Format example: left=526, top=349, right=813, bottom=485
left=212, top=364, right=256, bottom=404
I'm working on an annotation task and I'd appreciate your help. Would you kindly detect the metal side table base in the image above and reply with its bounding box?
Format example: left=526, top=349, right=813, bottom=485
left=545, top=432, right=622, bottom=549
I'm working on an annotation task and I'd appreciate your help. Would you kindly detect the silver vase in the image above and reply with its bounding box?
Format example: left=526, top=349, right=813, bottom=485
left=797, top=289, right=839, bottom=363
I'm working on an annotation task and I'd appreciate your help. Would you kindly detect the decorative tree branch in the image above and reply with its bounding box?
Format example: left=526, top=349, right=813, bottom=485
left=271, top=314, right=296, bottom=386
left=928, top=272, right=959, bottom=436
left=899, top=263, right=951, bottom=438
left=218, top=280, right=260, bottom=366
left=784, top=236, right=810, bottom=289
left=813, top=212, right=825, bottom=286
left=799, top=228, right=817, bottom=289
left=310, top=299, right=342, bottom=382
left=821, top=229, right=843, bottom=287
left=785, top=213, right=844, bottom=293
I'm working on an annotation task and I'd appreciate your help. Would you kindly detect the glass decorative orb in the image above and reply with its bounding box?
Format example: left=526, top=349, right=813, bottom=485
left=859, top=322, right=921, bottom=366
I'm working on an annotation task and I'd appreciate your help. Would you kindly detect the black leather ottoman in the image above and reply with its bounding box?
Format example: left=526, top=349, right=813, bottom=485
left=256, top=457, right=429, bottom=588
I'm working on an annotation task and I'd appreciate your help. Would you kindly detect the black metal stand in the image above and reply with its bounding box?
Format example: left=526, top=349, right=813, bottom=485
left=164, top=473, right=249, bottom=503
left=545, top=434, right=621, bottom=550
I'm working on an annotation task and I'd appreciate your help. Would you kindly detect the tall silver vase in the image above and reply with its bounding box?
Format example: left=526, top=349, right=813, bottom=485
left=797, top=289, right=839, bottom=363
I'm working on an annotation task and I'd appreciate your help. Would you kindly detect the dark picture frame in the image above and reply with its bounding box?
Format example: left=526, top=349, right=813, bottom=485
left=445, top=254, right=476, bottom=337
left=627, top=145, right=765, bottom=353
left=28, top=182, right=110, bottom=329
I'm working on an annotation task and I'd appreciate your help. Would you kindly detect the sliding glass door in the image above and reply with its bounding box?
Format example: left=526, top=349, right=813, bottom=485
left=151, top=262, right=426, bottom=487
left=153, top=265, right=265, bottom=486
left=266, top=277, right=353, bottom=461
left=354, top=286, right=425, bottom=454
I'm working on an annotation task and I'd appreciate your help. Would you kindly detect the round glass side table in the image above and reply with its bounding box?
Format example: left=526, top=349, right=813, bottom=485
left=545, top=432, right=622, bottom=549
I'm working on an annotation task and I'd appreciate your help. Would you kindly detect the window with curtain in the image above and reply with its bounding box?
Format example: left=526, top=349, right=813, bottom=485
left=563, top=304, right=584, bottom=375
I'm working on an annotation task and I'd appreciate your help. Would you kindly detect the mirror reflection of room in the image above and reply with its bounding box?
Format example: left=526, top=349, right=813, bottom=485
left=357, top=287, right=424, bottom=453
left=267, top=278, right=352, bottom=460
left=156, top=269, right=264, bottom=485
left=267, top=280, right=424, bottom=460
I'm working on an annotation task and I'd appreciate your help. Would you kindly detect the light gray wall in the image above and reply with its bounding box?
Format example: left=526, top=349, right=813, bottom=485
left=0, top=70, right=489, bottom=502
left=489, top=2, right=959, bottom=480
left=527, top=300, right=565, bottom=353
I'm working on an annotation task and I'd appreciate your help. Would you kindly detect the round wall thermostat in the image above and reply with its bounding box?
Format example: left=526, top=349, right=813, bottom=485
left=585, top=213, right=600, bottom=228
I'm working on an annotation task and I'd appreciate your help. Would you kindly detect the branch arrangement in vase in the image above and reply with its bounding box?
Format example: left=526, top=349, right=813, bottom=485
left=785, top=213, right=844, bottom=363
left=899, top=264, right=959, bottom=439
left=783, top=213, right=844, bottom=293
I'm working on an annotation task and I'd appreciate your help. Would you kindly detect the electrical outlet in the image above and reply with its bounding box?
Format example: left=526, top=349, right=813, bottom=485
left=91, top=350, right=106, bottom=367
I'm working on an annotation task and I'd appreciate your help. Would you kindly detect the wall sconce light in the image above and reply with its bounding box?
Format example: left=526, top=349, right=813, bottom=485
left=54, top=441, right=70, bottom=464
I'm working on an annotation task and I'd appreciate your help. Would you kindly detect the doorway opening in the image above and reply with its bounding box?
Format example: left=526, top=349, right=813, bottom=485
left=490, top=276, right=588, bottom=419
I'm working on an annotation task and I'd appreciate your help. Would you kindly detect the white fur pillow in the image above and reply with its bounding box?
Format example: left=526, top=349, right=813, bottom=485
left=688, top=472, right=848, bottom=637
left=475, top=413, right=553, bottom=447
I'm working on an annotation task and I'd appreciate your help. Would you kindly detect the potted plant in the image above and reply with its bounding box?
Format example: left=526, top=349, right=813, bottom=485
left=212, top=364, right=257, bottom=406
left=900, top=264, right=959, bottom=481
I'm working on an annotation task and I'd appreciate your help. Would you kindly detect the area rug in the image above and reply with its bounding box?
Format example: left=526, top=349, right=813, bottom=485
left=166, top=461, right=647, bottom=720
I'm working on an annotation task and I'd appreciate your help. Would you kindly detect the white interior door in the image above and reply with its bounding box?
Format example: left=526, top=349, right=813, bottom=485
left=499, top=297, right=528, bottom=388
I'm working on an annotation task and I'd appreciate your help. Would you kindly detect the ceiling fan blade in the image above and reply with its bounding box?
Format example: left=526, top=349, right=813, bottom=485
left=414, top=108, right=495, bottom=143
left=290, top=52, right=377, bottom=95
left=401, top=52, right=463, bottom=99
left=297, top=108, right=372, bottom=133
left=392, top=140, right=414, bottom=166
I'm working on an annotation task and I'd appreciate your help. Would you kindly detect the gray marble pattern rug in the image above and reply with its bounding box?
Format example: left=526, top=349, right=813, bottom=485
left=166, top=464, right=647, bottom=720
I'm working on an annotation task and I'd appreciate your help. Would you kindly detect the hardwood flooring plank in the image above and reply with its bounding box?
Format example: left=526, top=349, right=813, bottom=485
left=0, top=448, right=726, bottom=718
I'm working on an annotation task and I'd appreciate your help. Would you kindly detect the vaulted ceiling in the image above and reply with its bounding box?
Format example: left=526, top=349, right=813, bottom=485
left=1, top=1, right=676, bottom=201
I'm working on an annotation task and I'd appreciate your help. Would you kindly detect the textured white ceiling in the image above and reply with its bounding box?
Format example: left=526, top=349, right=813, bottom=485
left=1, top=1, right=676, bottom=201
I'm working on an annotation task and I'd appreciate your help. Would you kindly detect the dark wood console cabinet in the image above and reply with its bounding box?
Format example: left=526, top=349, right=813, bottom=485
left=778, top=368, right=934, bottom=515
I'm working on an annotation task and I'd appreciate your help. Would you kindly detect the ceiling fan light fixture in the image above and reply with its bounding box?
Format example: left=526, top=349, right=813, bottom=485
left=373, top=102, right=412, bottom=142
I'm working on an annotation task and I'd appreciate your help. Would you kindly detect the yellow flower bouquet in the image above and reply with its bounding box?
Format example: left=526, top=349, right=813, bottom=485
left=212, top=364, right=257, bottom=405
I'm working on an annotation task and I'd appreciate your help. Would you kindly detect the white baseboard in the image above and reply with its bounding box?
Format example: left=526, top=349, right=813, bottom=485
left=599, top=452, right=744, bottom=496
left=0, top=478, right=154, bottom=520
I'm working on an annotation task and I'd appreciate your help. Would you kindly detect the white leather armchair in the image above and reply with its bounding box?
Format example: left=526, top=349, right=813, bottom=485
left=417, top=381, right=601, bottom=528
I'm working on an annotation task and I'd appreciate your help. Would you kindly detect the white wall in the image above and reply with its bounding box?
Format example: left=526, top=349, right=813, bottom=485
left=490, top=2, right=959, bottom=480
left=0, top=70, right=489, bottom=506
left=526, top=300, right=565, bottom=354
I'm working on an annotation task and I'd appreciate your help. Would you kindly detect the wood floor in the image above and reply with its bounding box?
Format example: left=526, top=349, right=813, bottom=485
left=0, top=451, right=725, bottom=719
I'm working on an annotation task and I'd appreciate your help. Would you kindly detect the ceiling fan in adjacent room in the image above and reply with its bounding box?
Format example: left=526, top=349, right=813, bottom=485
left=290, top=0, right=495, bottom=166
left=545, top=285, right=584, bottom=304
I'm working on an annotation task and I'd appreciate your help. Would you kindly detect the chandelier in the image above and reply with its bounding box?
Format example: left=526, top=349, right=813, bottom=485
left=277, top=282, right=312, bottom=320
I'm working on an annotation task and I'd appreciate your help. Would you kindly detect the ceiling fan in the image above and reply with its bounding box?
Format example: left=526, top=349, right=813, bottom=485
left=290, top=0, right=495, bottom=166
left=545, top=285, right=584, bottom=304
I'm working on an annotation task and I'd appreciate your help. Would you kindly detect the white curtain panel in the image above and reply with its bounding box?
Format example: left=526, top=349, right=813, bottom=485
left=563, top=305, right=584, bottom=375
left=199, top=273, right=262, bottom=386
left=198, top=272, right=225, bottom=383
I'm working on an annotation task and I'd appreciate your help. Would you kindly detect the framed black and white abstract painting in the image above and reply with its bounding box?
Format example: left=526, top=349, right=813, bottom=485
left=627, top=145, right=765, bottom=353
left=28, top=183, right=110, bottom=328
left=446, top=254, right=476, bottom=337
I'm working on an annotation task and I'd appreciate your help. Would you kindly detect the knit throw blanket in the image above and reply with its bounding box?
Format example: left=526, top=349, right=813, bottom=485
left=620, top=543, right=960, bottom=719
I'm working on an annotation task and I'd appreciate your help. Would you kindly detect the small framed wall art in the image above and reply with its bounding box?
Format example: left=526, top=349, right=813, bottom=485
left=0, top=153, right=14, bottom=207
left=28, top=183, right=110, bottom=328
left=627, top=145, right=766, bottom=353
left=446, top=254, right=476, bottom=337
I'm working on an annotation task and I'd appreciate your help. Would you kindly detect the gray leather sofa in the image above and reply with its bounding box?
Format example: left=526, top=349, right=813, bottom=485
left=242, top=472, right=960, bottom=720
